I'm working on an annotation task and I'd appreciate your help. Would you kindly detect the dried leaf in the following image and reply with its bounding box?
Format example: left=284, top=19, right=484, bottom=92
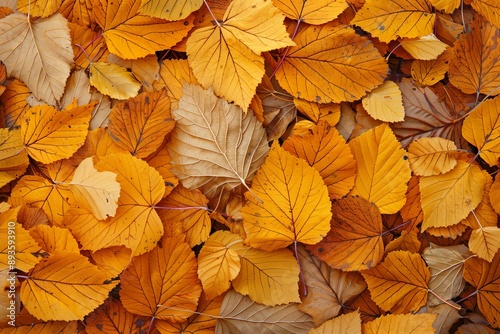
left=363, top=313, right=437, bottom=334
left=309, top=311, right=362, bottom=334
left=407, top=137, right=459, bottom=176
left=89, top=62, right=141, bottom=100
left=272, top=0, right=348, bottom=25
left=362, top=81, right=405, bottom=122
left=139, top=0, right=203, bottom=20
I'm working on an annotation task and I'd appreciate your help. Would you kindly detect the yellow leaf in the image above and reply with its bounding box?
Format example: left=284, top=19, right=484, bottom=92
left=157, top=184, right=210, bottom=247
left=22, top=103, right=92, bottom=164
left=109, top=89, right=175, bottom=158
left=283, top=120, right=356, bottom=199
left=411, top=47, right=453, bottom=86
left=120, top=235, right=202, bottom=322
left=351, top=0, right=435, bottom=42
left=242, top=142, right=331, bottom=251
left=91, top=0, right=193, bottom=59
left=462, top=96, right=500, bottom=167
left=349, top=123, right=411, bottom=214
left=65, top=157, right=120, bottom=220
left=308, top=197, right=384, bottom=271
left=29, top=225, right=80, bottom=255
left=428, top=0, right=460, bottom=13
left=89, top=62, right=141, bottom=100
left=420, top=160, right=487, bottom=231
left=272, top=0, right=348, bottom=25
left=449, top=16, right=500, bottom=97
left=463, top=171, right=498, bottom=229
left=293, top=98, right=341, bottom=126
left=469, top=227, right=500, bottom=262
left=187, top=0, right=294, bottom=109
left=20, top=251, right=118, bottom=321
left=363, top=313, right=437, bottom=334
left=361, top=251, right=430, bottom=313
left=276, top=24, right=388, bottom=103
left=0, top=128, right=28, bottom=186
left=400, top=34, right=448, bottom=60
left=0, top=79, right=30, bottom=128
left=0, top=209, right=41, bottom=272
left=407, top=137, right=459, bottom=176
left=216, top=290, right=314, bottom=333
left=197, top=231, right=241, bottom=300
left=362, top=81, right=405, bottom=122
left=16, top=0, right=61, bottom=18
left=89, top=246, right=132, bottom=279
left=153, top=59, right=199, bottom=109
left=168, top=84, right=269, bottom=203
left=0, top=13, right=73, bottom=104
left=471, top=0, right=500, bottom=30
left=67, top=154, right=164, bottom=255
left=106, top=54, right=160, bottom=92
left=139, top=0, right=203, bottom=20
left=231, top=246, right=300, bottom=306
left=309, top=312, right=362, bottom=334
left=422, top=245, right=471, bottom=306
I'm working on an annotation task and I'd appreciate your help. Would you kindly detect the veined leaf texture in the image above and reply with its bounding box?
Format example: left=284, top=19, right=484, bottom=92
left=0, top=0, right=499, bottom=332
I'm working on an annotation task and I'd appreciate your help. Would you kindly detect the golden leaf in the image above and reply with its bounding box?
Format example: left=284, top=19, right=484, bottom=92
left=0, top=79, right=30, bottom=128
left=400, top=34, right=448, bottom=60
left=310, top=312, right=362, bottom=334
left=407, top=137, right=459, bottom=176
left=16, top=0, right=61, bottom=18
left=472, top=0, right=500, bottom=29
left=351, top=0, right=434, bottom=42
left=363, top=313, right=437, bottom=334
left=139, top=0, right=203, bottom=20
left=153, top=59, right=199, bottom=109
left=272, top=0, right=348, bottom=25
left=362, top=81, right=405, bottom=122
left=0, top=128, right=28, bottom=187
left=187, top=0, right=294, bottom=109
left=120, top=235, right=202, bottom=322
left=276, top=24, right=388, bottom=103
left=283, top=120, right=356, bottom=199
left=0, top=13, right=73, bottom=104
left=242, top=142, right=331, bottom=251
left=20, top=251, right=118, bottom=321
left=29, top=225, right=80, bottom=255
left=89, top=62, right=141, bottom=100
left=349, top=123, right=411, bottom=214
left=411, top=47, right=453, bottom=86
left=469, top=227, right=500, bottom=262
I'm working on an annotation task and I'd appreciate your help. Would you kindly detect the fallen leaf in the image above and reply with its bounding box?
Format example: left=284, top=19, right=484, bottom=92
left=89, top=62, right=141, bottom=100
left=309, top=311, right=362, bottom=334
left=242, top=141, right=331, bottom=251
left=363, top=313, right=437, bottom=334
left=139, top=0, right=203, bottom=20
left=362, top=81, right=405, bottom=122
left=272, top=0, right=348, bottom=25
left=29, top=225, right=80, bottom=255
left=400, top=34, right=448, bottom=60
left=407, top=137, right=459, bottom=176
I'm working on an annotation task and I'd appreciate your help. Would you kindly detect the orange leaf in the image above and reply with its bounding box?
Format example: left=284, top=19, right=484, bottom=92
left=197, top=231, right=241, bottom=300
left=89, top=62, right=141, bottom=100
left=407, top=137, right=459, bottom=176
left=449, top=16, right=500, bottom=97
left=187, top=0, right=294, bottom=109
left=0, top=209, right=41, bottom=272
left=88, top=246, right=132, bottom=279
left=215, top=290, right=314, bottom=333
left=153, top=59, right=199, bottom=109
left=411, top=47, right=453, bottom=86
left=363, top=313, right=437, bottom=334
left=361, top=251, right=430, bottom=313
left=428, top=0, right=460, bottom=13
left=351, top=0, right=435, bottom=42
left=400, top=175, right=423, bottom=230
left=0, top=79, right=30, bottom=128
left=109, top=89, right=175, bottom=158
left=362, top=81, right=405, bottom=123
left=29, top=225, right=79, bottom=255
left=231, top=245, right=300, bottom=305
left=20, top=251, right=118, bottom=321
left=491, top=174, right=500, bottom=215
left=143, top=139, right=178, bottom=198
left=472, top=0, right=500, bottom=30
left=349, top=123, right=411, bottom=214
left=0, top=128, right=28, bottom=187
left=139, top=0, right=202, bottom=20
left=85, top=298, right=150, bottom=334
left=21, top=103, right=94, bottom=164
left=400, top=34, right=448, bottom=60
left=272, top=0, right=348, bottom=25
left=293, top=98, right=341, bottom=126
left=157, top=184, right=210, bottom=247
left=242, top=142, right=331, bottom=251
left=420, top=160, right=486, bottom=231
left=463, top=252, right=500, bottom=328
left=283, top=120, right=356, bottom=199
left=462, top=96, right=500, bottom=167
left=309, top=312, right=362, bottom=334
left=0, top=321, right=78, bottom=333
left=106, top=54, right=160, bottom=93
left=308, top=196, right=384, bottom=271
left=276, top=24, right=388, bottom=103
left=91, top=0, right=193, bottom=59
left=72, top=128, right=128, bottom=163
left=69, top=23, right=108, bottom=70
left=120, top=235, right=202, bottom=322
left=67, top=154, right=164, bottom=255
left=298, top=245, right=366, bottom=326
left=469, top=227, right=500, bottom=262
left=384, top=228, right=421, bottom=254
left=168, top=84, right=269, bottom=203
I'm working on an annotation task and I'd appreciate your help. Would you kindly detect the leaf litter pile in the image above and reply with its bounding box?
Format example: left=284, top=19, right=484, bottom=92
left=0, top=0, right=499, bottom=333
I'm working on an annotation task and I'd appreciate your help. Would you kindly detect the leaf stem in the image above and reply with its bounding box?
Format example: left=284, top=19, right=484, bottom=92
left=428, top=289, right=462, bottom=310
left=293, top=241, right=308, bottom=296
left=204, top=0, right=221, bottom=27
left=381, top=219, right=412, bottom=236
left=455, top=290, right=478, bottom=304
left=269, top=18, right=303, bottom=80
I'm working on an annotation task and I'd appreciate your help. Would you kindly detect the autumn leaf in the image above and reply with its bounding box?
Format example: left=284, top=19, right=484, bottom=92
left=272, top=0, right=348, bottom=25
left=89, top=62, right=141, bottom=100
left=16, top=0, right=61, bottom=18
left=120, top=235, right=202, bottom=322
left=168, top=84, right=269, bottom=203
left=187, top=0, right=294, bottom=109
left=400, top=34, right=448, bottom=60
left=462, top=96, right=500, bottom=167
left=215, top=289, right=314, bottom=334
left=88, top=247, right=132, bottom=279
left=472, top=0, right=500, bottom=30
left=407, top=137, right=459, bottom=176
left=91, top=0, right=193, bottom=59
left=20, top=251, right=118, bottom=321
left=411, top=47, right=453, bottom=86
left=241, top=141, right=331, bottom=251
left=349, top=123, right=411, bottom=214
left=21, top=103, right=94, bottom=164
left=29, top=225, right=80, bottom=255
left=276, top=24, right=388, bottom=103
left=0, top=127, right=28, bottom=187
left=351, top=0, right=435, bottom=42
left=197, top=231, right=241, bottom=300
left=469, top=227, right=500, bottom=262
left=361, top=251, right=430, bottom=313
left=463, top=252, right=500, bottom=328
left=363, top=313, right=437, bottom=334
left=362, top=81, right=405, bottom=122
left=139, top=0, right=203, bottom=20
left=310, top=311, right=361, bottom=334
left=0, top=79, right=30, bottom=128
left=0, top=13, right=73, bottom=105
left=153, top=59, right=199, bottom=109
left=108, top=89, right=175, bottom=158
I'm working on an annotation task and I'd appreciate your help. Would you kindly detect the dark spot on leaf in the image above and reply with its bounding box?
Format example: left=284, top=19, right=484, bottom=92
left=403, top=155, right=408, bottom=160
left=318, top=247, right=324, bottom=253
left=184, top=21, right=189, bottom=26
